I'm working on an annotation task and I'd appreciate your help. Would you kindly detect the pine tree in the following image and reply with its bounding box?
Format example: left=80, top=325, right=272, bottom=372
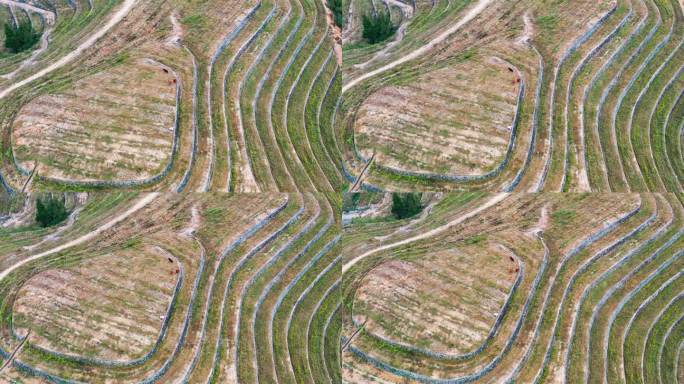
left=362, top=11, right=396, bottom=44
left=327, top=0, right=344, bottom=28
left=35, top=195, right=69, bottom=228
left=391, top=193, right=422, bottom=219
left=4, top=20, right=41, bottom=53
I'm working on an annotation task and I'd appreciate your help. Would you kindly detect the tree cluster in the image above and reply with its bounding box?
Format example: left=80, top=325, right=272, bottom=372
left=35, top=195, right=69, bottom=228
left=391, top=192, right=422, bottom=220
left=362, top=11, right=396, bottom=44
left=4, top=20, right=41, bottom=53
left=327, top=0, right=344, bottom=28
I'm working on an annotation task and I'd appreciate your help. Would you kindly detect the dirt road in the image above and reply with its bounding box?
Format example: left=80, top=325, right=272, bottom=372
left=342, top=192, right=508, bottom=273
left=0, top=0, right=139, bottom=100
left=342, top=0, right=493, bottom=92
left=0, top=193, right=158, bottom=282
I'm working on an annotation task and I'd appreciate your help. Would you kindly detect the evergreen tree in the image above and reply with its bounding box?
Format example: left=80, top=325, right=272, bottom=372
left=391, top=192, right=422, bottom=219
left=362, top=11, right=396, bottom=44
left=35, top=195, right=69, bottom=228
left=327, top=0, right=344, bottom=28
left=4, top=20, right=41, bottom=53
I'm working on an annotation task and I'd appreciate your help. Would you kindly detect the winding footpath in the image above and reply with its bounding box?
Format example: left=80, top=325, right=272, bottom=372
left=0, top=0, right=139, bottom=100
left=342, top=193, right=507, bottom=273
left=0, top=193, right=158, bottom=282
left=341, top=0, right=493, bottom=92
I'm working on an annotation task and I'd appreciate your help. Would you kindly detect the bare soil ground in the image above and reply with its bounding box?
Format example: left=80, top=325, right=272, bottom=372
left=12, top=58, right=177, bottom=182
left=13, top=244, right=178, bottom=361
left=355, top=55, right=520, bottom=176
left=354, top=241, right=518, bottom=354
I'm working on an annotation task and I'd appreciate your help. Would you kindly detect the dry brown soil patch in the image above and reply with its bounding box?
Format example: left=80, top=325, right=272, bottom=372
left=355, top=55, right=519, bottom=176
left=12, top=58, right=177, bottom=182
left=353, top=240, right=518, bottom=354
left=12, top=244, right=178, bottom=361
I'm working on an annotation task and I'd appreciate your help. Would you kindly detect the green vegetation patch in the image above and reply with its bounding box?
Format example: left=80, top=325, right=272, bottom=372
left=536, top=14, right=558, bottom=33
left=343, top=193, right=362, bottom=212
left=35, top=195, right=69, bottom=228
left=3, top=20, right=41, bottom=53
left=551, top=209, right=576, bottom=226
left=362, top=11, right=396, bottom=44
left=181, top=14, right=206, bottom=30
left=464, top=234, right=486, bottom=245
left=327, top=0, right=344, bottom=28
left=391, top=192, right=422, bottom=219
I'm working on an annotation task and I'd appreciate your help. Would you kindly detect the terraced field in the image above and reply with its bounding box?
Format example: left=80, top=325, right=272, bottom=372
left=341, top=192, right=684, bottom=383
left=341, top=0, right=684, bottom=192
left=0, top=0, right=678, bottom=194
left=0, top=0, right=681, bottom=383
left=1, top=191, right=681, bottom=383
left=12, top=58, right=178, bottom=183
left=0, top=192, right=342, bottom=383
left=354, top=55, right=521, bottom=178
left=0, top=0, right=346, bottom=193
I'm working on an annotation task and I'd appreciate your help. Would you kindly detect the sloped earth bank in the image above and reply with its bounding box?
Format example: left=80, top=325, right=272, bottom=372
left=0, top=0, right=345, bottom=193
left=341, top=0, right=683, bottom=192
left=0, top=192, right=343, bottom=384
left=341, top=193, right=684, bottom=383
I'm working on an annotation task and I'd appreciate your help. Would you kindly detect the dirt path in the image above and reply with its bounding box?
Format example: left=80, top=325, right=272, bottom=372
left=1, top=196, right=31, bottom=228
left=0, top=0, right=56, bottom=80
left=527, top=203, right=550, bottom=236
left=167, top=13, right=183, bottom=46
left=353, top=0, right=414, bottom=70
left=0, top=193, right=157, bottom=282
left=342, top=193, right=508, bottom=273
left=0, top=0, right=139, bottom=100
left=518, top=12, right=534, bottom=45
left=181, top=204, right=200, bottom=237
left=342, top=0, right=493, bottom=92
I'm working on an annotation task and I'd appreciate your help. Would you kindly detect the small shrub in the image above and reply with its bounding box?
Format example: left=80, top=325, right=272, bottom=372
left=362, top=12, right=396, bottom=44
left=342, top=193, right=362, bottom=212
left=181, top=14, right=205, bottom=29
left=536, top=15, right=557, bottom=32
left=204, top=207, right=226, bottom=224
left=551, top=209, right=576, bottom=226
left=3, top=20, right=41, bottom=53
left=35, top=195, right=69, bottom=228
left=327, top=0, right=344, bottom=28
left=391, top=192, right=422, bottom=219
left=464, top=234, right=486, bottom=244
